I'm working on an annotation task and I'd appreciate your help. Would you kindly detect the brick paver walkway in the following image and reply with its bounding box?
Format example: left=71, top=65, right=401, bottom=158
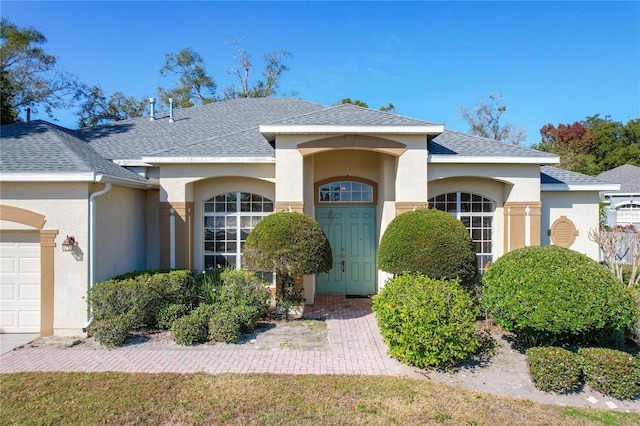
left=0, top=295, right=419, bottom=377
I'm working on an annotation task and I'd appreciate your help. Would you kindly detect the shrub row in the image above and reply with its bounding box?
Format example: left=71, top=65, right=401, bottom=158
left=372, top=273, right=479, bottom=369
left=171, top=269, right=270, bottom=345
left=88, top=270, right=198, bottom=346
left=526, top=346, right=640, bottom=399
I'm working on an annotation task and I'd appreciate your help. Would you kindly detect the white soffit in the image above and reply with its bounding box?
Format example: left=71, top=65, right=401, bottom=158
left=260, top=124, right=444, bottom=136
left=428, top=155, right=561, bottom=165
left=542, top=183, right=620, bottom=192
left=140, top=156, right=276, bottom=164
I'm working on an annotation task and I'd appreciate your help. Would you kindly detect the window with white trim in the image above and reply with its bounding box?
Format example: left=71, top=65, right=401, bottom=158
left=319, top=181, right=373, bottom=203
left=203, top=192, right=274, bottom=269
left=429, top=192, right=494, bottom=272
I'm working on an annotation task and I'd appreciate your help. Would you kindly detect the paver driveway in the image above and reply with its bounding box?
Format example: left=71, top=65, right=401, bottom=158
left=0, top=295, right=418, bottom=377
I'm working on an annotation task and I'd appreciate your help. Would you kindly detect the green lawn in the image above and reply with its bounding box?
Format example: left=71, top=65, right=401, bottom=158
left=2, top=373, right=638, bottom=425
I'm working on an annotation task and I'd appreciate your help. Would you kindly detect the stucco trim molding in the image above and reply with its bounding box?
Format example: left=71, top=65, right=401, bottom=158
left=298, top=135, right=407, bottom=156
left=0, top=204, right=46, bottom=229
left=395, top=202, right=429, bottom=216
left=274, top=202, right=304, bottom=213
left=549, top=216, right=579, bottom=248
left=503, top=201, right=541, bottom=252
left=0, top=204, right=56, bottom=336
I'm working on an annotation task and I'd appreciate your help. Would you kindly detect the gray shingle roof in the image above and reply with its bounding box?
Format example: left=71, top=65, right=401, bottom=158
left=540, top=165, right=613, bottom=187
left=429, top=130, right=558, bottom=159
left=0, top=120, right=148, bottom=184
left=80, top=98, right=327, bottom=160
left=265, top=103, right=436, bottom=126
left=596, top=164, right=640, bottom=193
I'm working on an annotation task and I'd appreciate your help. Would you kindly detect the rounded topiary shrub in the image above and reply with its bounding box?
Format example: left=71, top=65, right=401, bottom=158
left=482, top=245, right=638, bottom=345
left=579, top=347, right=640, bottom=400
left=526, top=347, right=583, bottom=394
left=243, top=212, right=332, bottom=276
left=377, top=209, right=477, bottom=284
left=372, top=273, right=480, bottom=368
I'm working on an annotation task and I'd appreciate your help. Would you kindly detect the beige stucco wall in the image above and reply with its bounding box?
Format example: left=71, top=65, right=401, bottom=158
left=94, top=184, right=148, bottom=282
left=541, top=190, right=601, bottom=260
left=159, top=163, right=275, bottom=203
left=145, top=189, right=160, bottom=270
left=0, top=182, right=90, bottom=335
left=428, top=163, right=541, bottom=203
left=192, top=176, right=276, bottom=271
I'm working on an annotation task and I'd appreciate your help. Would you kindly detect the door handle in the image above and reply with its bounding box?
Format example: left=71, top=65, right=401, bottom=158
left=341, top=260, right=345, bottom=273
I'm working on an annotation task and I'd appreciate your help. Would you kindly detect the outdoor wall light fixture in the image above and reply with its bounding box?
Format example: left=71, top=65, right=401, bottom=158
left=62, top=235, right=77, bottom=252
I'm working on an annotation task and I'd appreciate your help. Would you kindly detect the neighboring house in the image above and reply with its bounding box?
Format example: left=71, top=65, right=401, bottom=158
left=597, top=164, right=640, bottom=229
left=0, top=98, right=617, bottom=336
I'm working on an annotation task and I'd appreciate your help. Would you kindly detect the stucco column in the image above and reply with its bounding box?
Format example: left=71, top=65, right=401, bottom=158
left=39, top=229, right=58, bottom=337
left=394, top=144, right=428, bottom=216
left=503, top=201, right=541, bottom=252
left=160, top=202, right=194, bottom=269
left=275, top=141, right=304, bottom=213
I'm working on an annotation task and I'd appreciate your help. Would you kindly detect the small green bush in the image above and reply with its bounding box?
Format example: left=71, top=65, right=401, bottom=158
left=208, top=309, right=244, bottom=343
left=482, top=245, right=638, bottom=345
left=170, top=304, right=216, bottom=346
left=156, top=303, right=189, bottom=330
left=218, top=269, right=270, bottom=316
left=579, top=347, right=640, bottom=400
left=377, top=209, right=477, bottom=285
left=91, top=313, right=133, bottom=348
left=372, top=273, right=480, bottom=368
left=526, top=347, right=582, bottom=393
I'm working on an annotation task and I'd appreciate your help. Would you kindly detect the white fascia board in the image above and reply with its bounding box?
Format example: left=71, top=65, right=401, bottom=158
left=541, top=183, right=620, bottom=192
left=428, top=155, right=560, bottom=164
left=603, top=191, right=637, bottom=197
left=140, top=156, right=275, bottom=164
left=112, top=159, right=153, bottom=167
left=0, top=172, right=96, bottom=182
left=260, top=124, right=444, bottom=135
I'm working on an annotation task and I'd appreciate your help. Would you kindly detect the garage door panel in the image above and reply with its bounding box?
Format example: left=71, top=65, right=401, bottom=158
left=0, top=231, right=41, bottom=333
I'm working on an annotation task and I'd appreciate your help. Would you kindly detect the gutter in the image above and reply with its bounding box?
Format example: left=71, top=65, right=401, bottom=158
left=83, top=182, right=112, bottom=333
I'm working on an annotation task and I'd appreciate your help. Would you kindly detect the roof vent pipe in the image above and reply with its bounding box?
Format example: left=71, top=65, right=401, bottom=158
left=169, top=98, right=174, bottom=123
left=149, top=97, right=156, bottom=121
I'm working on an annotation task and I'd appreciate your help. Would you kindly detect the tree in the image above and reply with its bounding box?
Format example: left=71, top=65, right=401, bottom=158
left=74, top=84, right=146, bottom=127
left=338, top=98, right=397, bottom=113
left=533, top=115, right=639, bottom=175
left=457, top=93, right=527, bottom=145
left=0, top=18, right=74, bottom=124
left=224, top=40, right=292, bottom=99
left=157, top=47, right=217, bottom=108
left=588, top=225, right=640, bottom=287
left=242, top=212, right=332, bottom=319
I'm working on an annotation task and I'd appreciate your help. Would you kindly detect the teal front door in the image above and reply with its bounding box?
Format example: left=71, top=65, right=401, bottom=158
left=316, top=206, right=377, bottom=294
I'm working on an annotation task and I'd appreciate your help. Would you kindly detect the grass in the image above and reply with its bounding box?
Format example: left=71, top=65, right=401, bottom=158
left=2, top=373, right=639, bottom=425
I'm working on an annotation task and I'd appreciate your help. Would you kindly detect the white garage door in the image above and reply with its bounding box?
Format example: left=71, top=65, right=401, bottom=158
left=0, top=231, right=41, bottom=333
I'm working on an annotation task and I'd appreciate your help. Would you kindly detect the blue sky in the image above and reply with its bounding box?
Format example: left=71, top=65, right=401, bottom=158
left=3, top=1, right=639, bottom=146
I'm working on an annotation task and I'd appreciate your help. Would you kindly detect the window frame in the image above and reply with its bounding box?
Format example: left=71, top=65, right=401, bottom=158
left=428, top=192, right=495, bottom=272
left=203, top=192, right=274, bottom=270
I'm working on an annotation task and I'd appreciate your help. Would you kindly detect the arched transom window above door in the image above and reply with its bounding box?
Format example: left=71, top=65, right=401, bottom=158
left=203, top=192, right=274, bottom=270
left=428, top=192, right=495, bottom=272
left=316, top=177, right=377, bottom=204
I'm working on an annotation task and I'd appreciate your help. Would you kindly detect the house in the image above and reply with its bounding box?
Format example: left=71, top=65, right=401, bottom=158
left=597, top=164, right=640, bottom=228
left=0, top=97, right=618, bottom=336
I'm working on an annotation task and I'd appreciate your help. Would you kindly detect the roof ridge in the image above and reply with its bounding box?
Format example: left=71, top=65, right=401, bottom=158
left=146, top=126, right=261, bottom=156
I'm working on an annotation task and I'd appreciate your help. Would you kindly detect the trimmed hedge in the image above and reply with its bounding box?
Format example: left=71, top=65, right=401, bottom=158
left=482, top=246, right=638, bottom=345
left=91, top=313, right=134, bottom=348
left=171, top=304, right=216, bottom=346
left=377, top=209, right=477, bottom=285
left=579, top=347, right=640, bottom=400
left=372, top=273, right=480, bottom=368
left=243, top=212, right=332, bottom=276
left=526, top=347, right=582, bottom=394
left=156, top=303, right=189, bottom=330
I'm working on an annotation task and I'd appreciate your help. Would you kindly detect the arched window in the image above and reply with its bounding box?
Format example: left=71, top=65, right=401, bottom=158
left=318, top=180, right=374, bottom=203
left=203, top=192, right=274, bottom=269
left=428, top=192, right=494, bottom=272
